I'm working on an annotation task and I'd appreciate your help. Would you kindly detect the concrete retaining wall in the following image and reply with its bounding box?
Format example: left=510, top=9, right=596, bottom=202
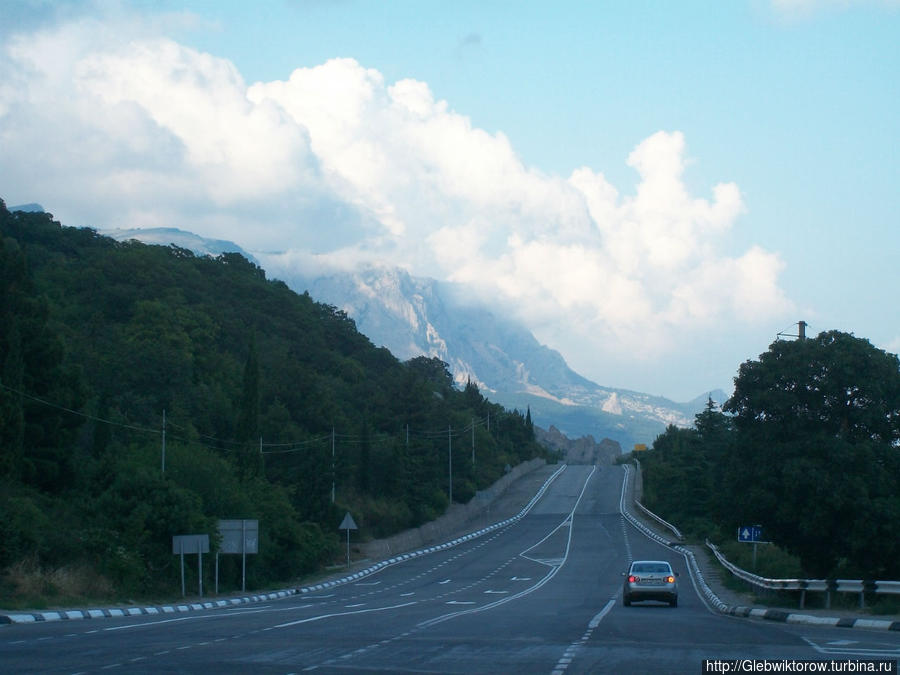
left=359, top=458, right=546, bottom=560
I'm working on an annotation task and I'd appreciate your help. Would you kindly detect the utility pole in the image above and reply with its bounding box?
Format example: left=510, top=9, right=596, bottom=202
left=161, top=409, right=166, bottom=474
left=448, top=425, right=453, bottom=504
left=777, top=320, right=809, bottom=342
left=331, top=427, right=336, bottom=504
left=471, top=418, right=475, bottom=465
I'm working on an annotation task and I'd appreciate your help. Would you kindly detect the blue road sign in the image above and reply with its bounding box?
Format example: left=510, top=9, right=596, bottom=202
left=738, top=526, right=763, bottom=543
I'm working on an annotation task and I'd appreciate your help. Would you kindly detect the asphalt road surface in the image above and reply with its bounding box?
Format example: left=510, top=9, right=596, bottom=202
left=4, top=464, right=900, bottom=674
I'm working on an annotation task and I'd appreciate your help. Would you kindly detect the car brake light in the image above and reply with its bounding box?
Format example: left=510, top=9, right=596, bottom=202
left=628, top=575, right=639, bottom=583
left=666, top=575, right=675, bottom=583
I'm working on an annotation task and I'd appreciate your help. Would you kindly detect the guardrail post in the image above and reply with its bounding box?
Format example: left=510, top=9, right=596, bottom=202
left=826, top=580, right=837, bottom=609
left=860, top=580, right=873, bottom=609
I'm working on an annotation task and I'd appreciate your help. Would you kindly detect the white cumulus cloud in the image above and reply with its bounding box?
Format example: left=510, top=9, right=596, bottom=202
left=0, top=13, right=794, bottom=397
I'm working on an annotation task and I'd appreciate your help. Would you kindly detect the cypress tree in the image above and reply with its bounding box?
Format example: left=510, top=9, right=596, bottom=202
left=235, top=335, right=261, bottom=478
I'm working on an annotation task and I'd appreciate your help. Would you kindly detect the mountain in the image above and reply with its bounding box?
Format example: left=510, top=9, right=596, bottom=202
left=9, top=203, right=45, bottom=213
left=260, top=262, right=725, bottom=449
left=86, top=226, right=722, bottom=448
left=100, top=227, right=258, bottom=263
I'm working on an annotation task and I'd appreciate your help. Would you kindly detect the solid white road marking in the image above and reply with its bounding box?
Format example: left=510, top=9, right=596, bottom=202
left=589, top=599, right=617, bottom=628
left=274, top=602, right=417, bottom=629
left=803, top=636, right=900, bottom=658
left=420, top=466, right=597, bottom=629
left=552, top=598, right=616, bottom=674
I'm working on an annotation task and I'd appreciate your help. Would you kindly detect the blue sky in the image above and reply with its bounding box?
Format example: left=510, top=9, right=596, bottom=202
left=1, top=0, right=898, bottom=401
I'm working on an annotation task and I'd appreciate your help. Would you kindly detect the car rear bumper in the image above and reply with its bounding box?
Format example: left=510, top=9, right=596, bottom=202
left=625, top=589, right=677, bottom=603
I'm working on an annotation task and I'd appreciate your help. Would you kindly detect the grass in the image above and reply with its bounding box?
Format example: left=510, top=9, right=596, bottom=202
left=0, top=559, right=120, bottom=611
left=707, top=543, right=900, bottom=617
left=714, top=538, right=803, bottom=580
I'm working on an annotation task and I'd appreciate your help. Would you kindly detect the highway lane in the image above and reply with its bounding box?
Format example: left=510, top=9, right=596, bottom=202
left=3, top=463, right=900, bottom=674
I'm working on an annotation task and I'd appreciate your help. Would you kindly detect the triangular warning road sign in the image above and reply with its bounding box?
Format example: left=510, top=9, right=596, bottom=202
left=339, top=512, right=358, bottom=530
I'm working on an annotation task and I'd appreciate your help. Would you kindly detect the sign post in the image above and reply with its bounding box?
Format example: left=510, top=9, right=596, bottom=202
left=738, top=526, right=766, bottom=569
left=172, top=534, right=209, bottom=598
left=217, top=519, right=259, bottom=593
left=339, top=512, right=358, bottom=569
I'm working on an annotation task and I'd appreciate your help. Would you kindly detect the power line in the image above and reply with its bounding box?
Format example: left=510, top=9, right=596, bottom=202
left=0, top=381, right=160, bottom=435
left=0, top=382, right=522, bottom=454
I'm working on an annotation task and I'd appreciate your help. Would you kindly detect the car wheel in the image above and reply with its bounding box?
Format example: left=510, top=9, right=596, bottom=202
left=623, top=595, right=631, bottom=607
left=670, top=596, right=678, bottom=608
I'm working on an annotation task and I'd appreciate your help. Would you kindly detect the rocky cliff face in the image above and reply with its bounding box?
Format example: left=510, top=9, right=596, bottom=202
left=273, top=263, right=724, bottom=446
left=534, top=426, right=621, bottom=465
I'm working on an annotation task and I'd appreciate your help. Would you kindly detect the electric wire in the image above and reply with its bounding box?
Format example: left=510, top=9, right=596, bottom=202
left=0, top=381, right=523, bottom=456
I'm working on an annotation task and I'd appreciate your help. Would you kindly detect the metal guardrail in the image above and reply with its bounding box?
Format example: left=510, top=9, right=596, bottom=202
left=634, top=498, right=684, bottom=541
left=620, top=464, right=729, bottom=613
left=626, top=458, right=900, bottom=615
left=630, top=456, right=900, bottom=609
left=706, top=540, right=900, bottom=609
left=631, top=459, right=683, bottom=541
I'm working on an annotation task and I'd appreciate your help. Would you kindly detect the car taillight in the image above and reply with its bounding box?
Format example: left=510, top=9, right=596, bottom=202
left=666, top=575, right=675, bottom=583
left=628, top=575, right=639, bottom=583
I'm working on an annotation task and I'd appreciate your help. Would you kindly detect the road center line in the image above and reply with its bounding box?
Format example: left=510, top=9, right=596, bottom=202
left=589, top=598, right=617, bottom=628
left=552, top=597, right=616, bottom=675
left=420, top=466, right=597, bottom=629
left=274, top=601, right=418, bottom=629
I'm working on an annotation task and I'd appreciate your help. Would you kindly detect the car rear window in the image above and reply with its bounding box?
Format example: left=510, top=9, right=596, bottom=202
left=632, top=563, right=670, bottom=574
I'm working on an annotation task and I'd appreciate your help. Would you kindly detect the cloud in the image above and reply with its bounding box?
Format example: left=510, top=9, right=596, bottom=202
left=0, top=12, right=794, bottom=393
left=885, top=336, right=900, bottom=357
left=769, top=0, right=900, bottom=19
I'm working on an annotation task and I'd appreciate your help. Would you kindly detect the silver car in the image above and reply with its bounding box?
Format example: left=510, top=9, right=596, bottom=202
left=622, top=560, right=678, bottom=607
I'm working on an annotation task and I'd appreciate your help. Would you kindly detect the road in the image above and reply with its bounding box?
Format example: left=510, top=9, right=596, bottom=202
left=4, top=464, right=900, bottom=673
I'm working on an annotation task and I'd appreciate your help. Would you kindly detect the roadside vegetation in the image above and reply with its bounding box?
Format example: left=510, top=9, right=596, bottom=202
left=0, top=199, right=550, bottom=608
left=639, top=330, right=900, bottom=581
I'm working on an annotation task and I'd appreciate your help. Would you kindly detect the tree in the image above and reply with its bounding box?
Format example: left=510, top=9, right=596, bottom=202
left=723, top=331, right=900, bottom=577
left=0, top=199, right=550, bottom=599
left=357, top=412, right=371, bottom=494
left=406, top=356, right=453, bottom=391
left=234, top=336, right=262, bottom=478
left=726, top=331, right=900, bottom=446
left=0, top=226, right=84, bottom=489
left=691, top=398, right=734, bottom=529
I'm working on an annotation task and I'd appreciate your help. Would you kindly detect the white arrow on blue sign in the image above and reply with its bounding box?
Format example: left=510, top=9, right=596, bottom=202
left=738, top=526, right=763, bottom=542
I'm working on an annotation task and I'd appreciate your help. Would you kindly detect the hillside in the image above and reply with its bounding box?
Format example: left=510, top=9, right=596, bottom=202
left=68, top=225, right=722, bottom=448
left=0, top=199, right=550, bottom=604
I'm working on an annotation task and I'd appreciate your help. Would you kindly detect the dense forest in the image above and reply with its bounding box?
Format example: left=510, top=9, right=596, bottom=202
left=639, top=330, right=900, bottom=580
left=0, top=199, right=551, bottom=606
